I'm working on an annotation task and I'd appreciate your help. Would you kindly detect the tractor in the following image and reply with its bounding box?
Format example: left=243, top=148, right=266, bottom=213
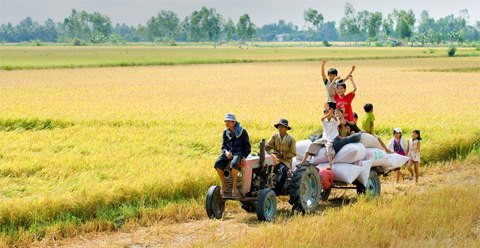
left=205, top=139, right=383, bottom=222
left=205, top=139, right=321, bottom=222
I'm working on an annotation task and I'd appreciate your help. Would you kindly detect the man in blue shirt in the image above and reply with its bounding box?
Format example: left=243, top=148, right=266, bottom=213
left=214, top=113, right=251, bottom=197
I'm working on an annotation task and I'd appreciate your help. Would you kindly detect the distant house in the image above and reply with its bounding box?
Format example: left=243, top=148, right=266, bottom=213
left=275, top=34, right=289, bottom=42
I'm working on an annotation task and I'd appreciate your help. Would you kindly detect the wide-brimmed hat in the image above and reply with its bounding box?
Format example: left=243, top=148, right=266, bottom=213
left=224, top=113, right=237, bottom=122
left=274, top=118, right=291, bottom=130
left=393, top=127, right=402, bottom=133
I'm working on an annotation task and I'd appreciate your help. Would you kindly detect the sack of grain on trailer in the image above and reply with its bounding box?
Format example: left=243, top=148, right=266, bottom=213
left=333, top=143, right=367, bottom=164
left=356, top=159, right=373, bottom=186
left=381, top=153, right=410, bottom=172
left=310, top=147, right=328, bottom=164
left=359, top=133, right=383, bottom=149
left=317, top=163, right=362, bottom=184
left=295, top=140, right=312, bottom=160
left=366, top=148, right=389, bottom=167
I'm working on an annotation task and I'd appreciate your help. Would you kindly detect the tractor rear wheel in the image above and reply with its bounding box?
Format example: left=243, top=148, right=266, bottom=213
left=256, top=189, right=277, bottom=222
left=205, top=186, right=225, bottom=219
left=289, top=163, right=321, bottom=213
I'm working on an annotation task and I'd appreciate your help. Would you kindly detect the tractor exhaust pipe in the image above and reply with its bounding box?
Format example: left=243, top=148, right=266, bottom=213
left=259, top=139, right=265, bottom=167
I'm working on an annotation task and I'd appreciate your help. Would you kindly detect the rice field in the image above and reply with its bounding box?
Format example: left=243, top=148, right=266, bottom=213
left=0, top=47, right=479, bottom=245
left=1, top=46, right=479, bottom=70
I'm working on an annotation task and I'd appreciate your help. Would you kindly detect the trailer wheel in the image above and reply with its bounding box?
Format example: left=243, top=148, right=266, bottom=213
left=356, top=171, right=381, bottom=197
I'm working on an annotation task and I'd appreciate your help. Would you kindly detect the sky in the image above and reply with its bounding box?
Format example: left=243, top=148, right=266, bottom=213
left=1, top=0, right=479, bottom=28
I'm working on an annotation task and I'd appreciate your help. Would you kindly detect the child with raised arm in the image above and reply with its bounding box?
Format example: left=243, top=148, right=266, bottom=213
left=321, top=60, right=355, bottom=109
left=330, top=74, right=357, bottom=126
left=300, top=107, right=340, bottom=170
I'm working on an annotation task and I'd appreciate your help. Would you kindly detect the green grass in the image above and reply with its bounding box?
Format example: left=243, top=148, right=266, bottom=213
left=0, top=118, right=73, bottom=132
left=417, top=67, right=480, bottom=73
left=1, top=46, right=479, bottom=70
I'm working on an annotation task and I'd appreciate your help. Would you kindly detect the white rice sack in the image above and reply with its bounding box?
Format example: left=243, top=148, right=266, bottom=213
left=366, top=148, right=389, bottom=167
left=310, top=148, right=328, bottom=164
left=333, top=143, right=367, bottom=164
left=356, top=159, right=373, bottom=186
left=381, top=153, right=410, bottom=172
left=295, top=140, right=312, bottom=160
left=359, top=133, right=383, bottom=149
left=317, top=163, right=362, bottom=184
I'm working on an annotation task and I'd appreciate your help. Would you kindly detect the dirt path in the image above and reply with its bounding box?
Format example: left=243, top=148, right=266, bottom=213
left=32, top=163, right=479, bottom=248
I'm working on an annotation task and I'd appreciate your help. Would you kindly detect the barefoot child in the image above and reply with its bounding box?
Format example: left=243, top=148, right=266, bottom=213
left=406, top=129, right=422, bottom=182
left=300, top=107, right=340, bottom=170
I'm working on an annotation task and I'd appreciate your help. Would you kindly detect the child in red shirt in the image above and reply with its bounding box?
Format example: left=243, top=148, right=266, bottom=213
left=329, top=75, right=360, bottom=132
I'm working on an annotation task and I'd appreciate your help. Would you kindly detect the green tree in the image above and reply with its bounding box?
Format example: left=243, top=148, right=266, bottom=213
left=339, top=3, right=361, bottom=41
left=186, top=7, right=223, bottom=43
left=114, top=23, right=140, bottom=42
left=0, top=23, right=17, bottom=42
left=224, top=18, right=236, bottom=41
left=61, top=9, right=112, bottom=43
left=365, top=12, right=382, bottom=39
left=418, top=10, right=435, bottom=34
left=88, top=12, right=112, bottom=37
left=318, top=21, right=339, bottom=41
left=397, top=17, right=412, bottom=39
left=237, top=14, right=256, bottom=41
left=393, top=9, right=415, bottom=39
left=303, top=8, right=324, bottom=41
left=382, top=14, right=394, bottom=37
left=41, top=18, right=58, bottom=42
left=16, top=17, right=47, bottom=42
left=147, top=10, right=180, bottom=42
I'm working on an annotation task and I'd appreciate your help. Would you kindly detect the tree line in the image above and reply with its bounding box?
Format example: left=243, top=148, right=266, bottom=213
left=0, top=3, right=478, bottom=45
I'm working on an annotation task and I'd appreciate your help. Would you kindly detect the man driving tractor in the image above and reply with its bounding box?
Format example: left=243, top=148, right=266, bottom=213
left=265, top=118, right=296, bottom=195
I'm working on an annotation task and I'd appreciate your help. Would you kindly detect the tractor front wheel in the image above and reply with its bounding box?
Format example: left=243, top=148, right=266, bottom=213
left=256, top=189, right=277, bottom=222
left=206, top=186, right=225, bottom=219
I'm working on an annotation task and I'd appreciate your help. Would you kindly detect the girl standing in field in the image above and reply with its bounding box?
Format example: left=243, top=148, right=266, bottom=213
left=387, top=127, right=407, bottom=182
left=406, top=129, right=422, bottom=183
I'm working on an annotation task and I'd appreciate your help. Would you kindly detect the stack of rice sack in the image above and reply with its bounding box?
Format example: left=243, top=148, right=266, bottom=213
left=292, top=134, right=409, bottom=189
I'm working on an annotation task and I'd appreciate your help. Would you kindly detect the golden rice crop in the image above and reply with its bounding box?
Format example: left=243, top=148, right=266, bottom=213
left=0, top=55, right=479, bottom=244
